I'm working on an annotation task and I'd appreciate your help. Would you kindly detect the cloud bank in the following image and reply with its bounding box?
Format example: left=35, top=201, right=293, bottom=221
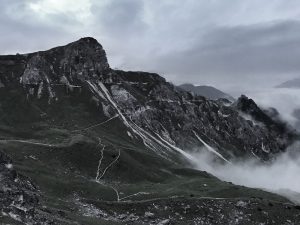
left=1, top=0, right=300, bottom=92
left=191, top=142, right=300, bottom=203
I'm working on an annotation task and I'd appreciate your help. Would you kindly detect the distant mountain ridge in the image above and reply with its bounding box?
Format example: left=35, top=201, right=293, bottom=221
left=179, top=83, right=235, bottom=101
left=276, top=77, right=300, bottom=88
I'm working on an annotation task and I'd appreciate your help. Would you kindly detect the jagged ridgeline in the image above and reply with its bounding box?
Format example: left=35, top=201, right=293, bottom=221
left=0, top=37, right=299, bottom=224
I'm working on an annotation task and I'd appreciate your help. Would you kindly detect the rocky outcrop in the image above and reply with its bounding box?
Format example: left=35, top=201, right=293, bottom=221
left=110, top=74, right=297, bottom=160
left=0, top=151, right=38, bottom=223
left=234, top=95, right=295, bottom=139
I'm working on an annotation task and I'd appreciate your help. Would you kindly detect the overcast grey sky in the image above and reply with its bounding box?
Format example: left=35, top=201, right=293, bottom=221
left=1, top=0, right=300, bottom=94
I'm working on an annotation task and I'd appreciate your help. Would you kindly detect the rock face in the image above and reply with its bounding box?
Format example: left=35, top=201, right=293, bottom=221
left=235, top=95, right=293, bottom=134
left=9, top=37, right=109, bottom=102
left=0, top=37, right=299, bottom=224
left=1, top=37, right=295, bottom=162
left=0, top=151, right=39, bottom=224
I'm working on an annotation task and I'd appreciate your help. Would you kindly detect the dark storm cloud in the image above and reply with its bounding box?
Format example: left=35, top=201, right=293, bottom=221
left=0, top=0, right=77, bottom=54
left=150, top=21, right=300, bottom=90
left=1, top=0, right=300, bottom=92
left=92, top=0, right=146, bottom=35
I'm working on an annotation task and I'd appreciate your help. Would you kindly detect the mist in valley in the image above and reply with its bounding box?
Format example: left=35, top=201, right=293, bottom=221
left=192, top=125, right=300, bottom=204
left=190, top=87, right=300, bottom=203
left=192, top=141, right=300, bottom=204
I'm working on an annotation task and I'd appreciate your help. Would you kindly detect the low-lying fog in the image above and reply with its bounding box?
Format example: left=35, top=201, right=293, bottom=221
left=193, top=87, right=300, bottom=203
left=192, top=143, right=300, bottom=203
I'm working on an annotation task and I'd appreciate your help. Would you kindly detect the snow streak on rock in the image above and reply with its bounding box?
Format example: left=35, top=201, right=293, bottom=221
left=193, top=131, right=230, bottom=163
left=87, top=80, right=195, bottom=162
left=154, top=131, right=196, bottom=162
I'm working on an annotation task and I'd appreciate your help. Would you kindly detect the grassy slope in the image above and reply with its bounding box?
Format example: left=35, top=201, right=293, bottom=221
left=0, top=87, right=291, bottom=224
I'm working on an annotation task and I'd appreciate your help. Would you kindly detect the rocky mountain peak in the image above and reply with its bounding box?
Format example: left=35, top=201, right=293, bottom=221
left=72, top=37, right=101, bottom=45
left=235, top=95, right=257, bottom=112
left=235, top=95, right=294, bottom=135
left=62, top=37, right=109, bottom=68
left=235, top=94, right=274, bottom=125
left=16, top=37, right=111, bottom=101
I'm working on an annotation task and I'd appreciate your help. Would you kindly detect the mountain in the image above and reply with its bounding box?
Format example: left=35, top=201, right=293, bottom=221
left=0, top=37, right=299, bottom=224
left=178, top=83, right=235, bottom=101
left=276, top=78, right=300, bottom=88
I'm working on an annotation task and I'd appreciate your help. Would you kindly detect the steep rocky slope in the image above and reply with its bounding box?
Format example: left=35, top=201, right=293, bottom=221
left=0, top=150, right=39, bottom=224
left=0, top=37, right=295, bottom=161
left=0, top=37, right=299, bottom=224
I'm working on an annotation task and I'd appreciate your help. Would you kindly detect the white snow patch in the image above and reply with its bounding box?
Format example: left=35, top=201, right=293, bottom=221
left=127, top=131, right=133, bottom=138
left=251, top=150, right=260, bottom=160
left=218, top=110, right=230, bottom=118
left=157, top=219, right=170, bottom=225
left=154, top=131, right=197, bottom=162
left=18, top=195, right=24, bottom=202
left=28, top=155, right=38, bottom=160
left=101, top=102, right=113, bottom=117
left=1, top=211, right=8, bottom=216
left=37, top=82, right=44, bottom=98
left=261, top=142, right=270, bottom=153
left=5, top=163, right=13, bottom=169
left=193, top=131, right=230, bottom=163
left=87, top=80, right=106, bottom=100
left=8, top=212, right=21, bottom=222
left=160, top=127, right=176, bottom=146
left=144, top=211, right=154, bottom=218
